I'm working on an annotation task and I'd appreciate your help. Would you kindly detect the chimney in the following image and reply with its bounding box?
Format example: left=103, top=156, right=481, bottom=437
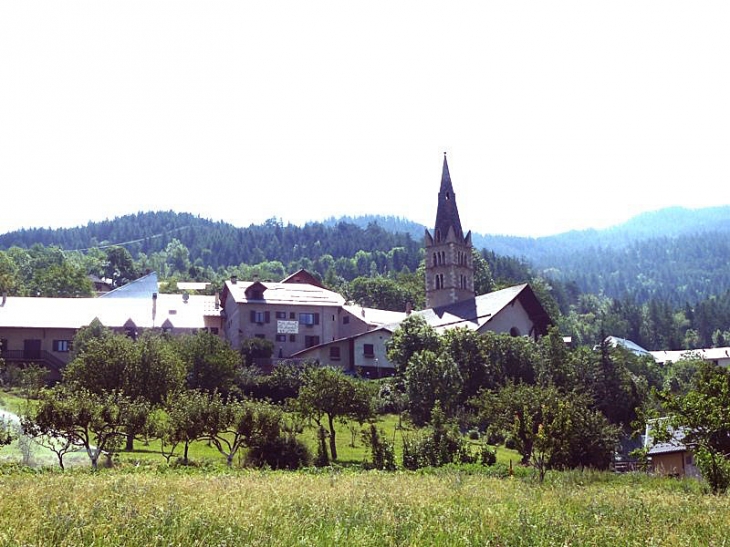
left=253, top=274, right=259, bottom=282
left=1, top=292, right=6, bottom=307
left=405, top=301, right=412, bottom=315
left=231, top=275, right=238, bottom=284
left=214, top=292, right=220, bottom=310
left=152, top=292, right=157, bottom=322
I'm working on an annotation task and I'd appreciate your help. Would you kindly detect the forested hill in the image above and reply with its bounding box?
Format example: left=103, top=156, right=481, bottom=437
left=3, top=206, right=730, bottom=306
left=0, top=212, right=424, bottom=272
left=327, top=207, right=730, bottom=306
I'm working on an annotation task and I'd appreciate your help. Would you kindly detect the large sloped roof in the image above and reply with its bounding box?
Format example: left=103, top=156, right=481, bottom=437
left=221, top=279, right=345, bottom=307
left=413, top=283, right=551, bottom=334
left=341, top=305, right=408, bottom=328
left=0, top=293, right=219, bottom=330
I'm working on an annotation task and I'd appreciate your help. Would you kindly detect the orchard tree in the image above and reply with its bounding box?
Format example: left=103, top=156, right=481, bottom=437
left=405, top=350, right=462, bottom=426
left=474, top=383, right=618, bottom=471
left=23, top=387, right=149, bottom=469
left=440, top=327, right=494, bottom=404
left=153, top=389, right=215, bottom=464
left=65, top=331, right=186, bottom=450
left=481, top=331, right=539, bottom=385
left=175, top=331, right=241, bottom=394
left=295, top=367, right=374, bottom=460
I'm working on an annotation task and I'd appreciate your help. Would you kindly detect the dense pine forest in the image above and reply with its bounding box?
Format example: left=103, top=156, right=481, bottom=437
left=2, top=208, right=730, bottom=351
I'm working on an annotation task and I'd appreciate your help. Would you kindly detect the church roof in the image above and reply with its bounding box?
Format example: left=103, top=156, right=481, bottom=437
left=413, top=283, right=551, bottom=335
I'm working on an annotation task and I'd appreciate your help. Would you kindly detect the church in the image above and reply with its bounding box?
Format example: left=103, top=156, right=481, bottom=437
left=291, top=154, right=552, bottom=376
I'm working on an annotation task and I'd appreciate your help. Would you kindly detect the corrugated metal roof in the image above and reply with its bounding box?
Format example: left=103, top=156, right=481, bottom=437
left=605, top=336, right=650, bottom=356
left=644, top=421, right=690, bottom=455
left=0, top=293, right=219, bottom=330
left=100, top=272, right=159, bottom=298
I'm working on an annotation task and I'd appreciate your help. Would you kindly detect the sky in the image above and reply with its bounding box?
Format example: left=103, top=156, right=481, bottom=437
left=1, top=2, right=729, bottom=239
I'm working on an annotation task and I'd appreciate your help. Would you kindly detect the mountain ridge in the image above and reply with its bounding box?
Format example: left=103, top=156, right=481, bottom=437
left=2, top=206, right=729, bottom=306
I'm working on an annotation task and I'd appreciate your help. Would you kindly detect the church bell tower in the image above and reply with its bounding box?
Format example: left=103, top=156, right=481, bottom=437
left=425, top=154, right=475, bottom=308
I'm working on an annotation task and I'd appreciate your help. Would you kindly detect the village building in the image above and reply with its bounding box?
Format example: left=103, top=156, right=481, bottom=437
left=650, top=347, right=730, bottom=368
left=0, top=272, right=222, bottom=380
left=644, top=421, right=701, bottom=478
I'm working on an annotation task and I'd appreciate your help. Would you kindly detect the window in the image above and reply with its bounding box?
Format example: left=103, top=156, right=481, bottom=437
left=305, top=335, right=320, bottom=348
left=343, top=316, right=350, bottom=325
left=363, top=344, right=374, bottom=357
left=275, top=311, right=287, bottom=319
left=275, top=334, right=287, bottom=342
left=0, top=339, right=7, bottom=354
left=250, top=310, right=271, bottom=324
left=209, top=327, right=219, bottom=335
left=329, top=346, right=341, bottom=361
left=289, top=334, right=296, bottom=342
left=53, top=340, right=72, bottom=352
left=299, top=312, right=319, bottom=326
left=289, top=312, right=296, bottom=319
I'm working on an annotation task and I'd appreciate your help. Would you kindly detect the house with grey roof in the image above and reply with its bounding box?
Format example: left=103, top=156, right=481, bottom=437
left=650, top=347, right=730, bottom=368
left=644, top=420, right=700, bottom=478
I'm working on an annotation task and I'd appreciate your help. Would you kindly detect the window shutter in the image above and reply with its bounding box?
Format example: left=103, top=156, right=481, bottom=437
left=314, top=313, right=320, bottom=325
left=250, top=310, right=256, bottom=323
left=265, top=311, right=271, bottom=323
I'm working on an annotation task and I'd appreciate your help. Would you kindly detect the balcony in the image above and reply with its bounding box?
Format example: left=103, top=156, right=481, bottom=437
left=1, top=349, right=67, bottom=375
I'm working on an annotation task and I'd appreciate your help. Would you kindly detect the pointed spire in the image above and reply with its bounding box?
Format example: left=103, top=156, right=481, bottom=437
left=441, top=151, right=452, bottom=190
left=434, top=153, right=464, bottom=242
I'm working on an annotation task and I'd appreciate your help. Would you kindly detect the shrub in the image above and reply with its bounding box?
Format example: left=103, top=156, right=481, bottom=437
left=246, top=434, right=311, bottom=470
left=479, top=444, right=497, bottom=466
left=401, top=402, right=476, bottom=470
left=362, top=424, right=396, bottom=471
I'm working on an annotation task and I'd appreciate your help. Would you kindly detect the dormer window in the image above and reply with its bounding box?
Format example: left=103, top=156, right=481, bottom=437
left=245, top=281, right=267, bottom=301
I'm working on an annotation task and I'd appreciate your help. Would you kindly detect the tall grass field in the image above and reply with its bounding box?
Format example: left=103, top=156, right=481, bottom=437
left=0, top=467, right=728, bottom=546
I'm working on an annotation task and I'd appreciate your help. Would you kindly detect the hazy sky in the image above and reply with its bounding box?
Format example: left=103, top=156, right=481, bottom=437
left=1, top=2, right=728, bottom=238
